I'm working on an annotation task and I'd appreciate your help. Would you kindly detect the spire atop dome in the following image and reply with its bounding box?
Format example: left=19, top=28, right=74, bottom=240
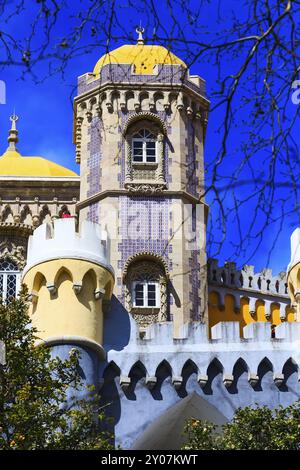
left=7, top=113, right=19, bottom=151
left=136, top=25, right=145, bottom=45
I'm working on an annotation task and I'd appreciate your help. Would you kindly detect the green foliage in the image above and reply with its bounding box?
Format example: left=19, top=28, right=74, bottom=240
left=183, top=402, right=300, bottom=450
left=0, top=286, right=113, bottom=450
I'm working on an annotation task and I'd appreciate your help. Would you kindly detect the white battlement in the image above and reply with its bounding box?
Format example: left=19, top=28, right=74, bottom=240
left=24, top=218, right=113, bottom=275
left=107, top=319, right=300, bottom=391
left=208, top=258, right=288, bottom=296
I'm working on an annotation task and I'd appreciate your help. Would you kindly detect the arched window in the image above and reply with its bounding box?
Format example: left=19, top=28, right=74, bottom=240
left=132, top=129, right=157, bottom=164
left=124, top=257, right=169, bottom=328
left=0, top=259, right=21, bottom=303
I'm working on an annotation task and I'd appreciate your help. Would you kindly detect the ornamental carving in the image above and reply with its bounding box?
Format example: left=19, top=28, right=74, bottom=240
left=124, top=259, right=169, bottom=326
left=0, top=239, right=26, bottom=269
left=125, top=183, right=166, bottom=194
left=123, top=112, right=168, bottom=136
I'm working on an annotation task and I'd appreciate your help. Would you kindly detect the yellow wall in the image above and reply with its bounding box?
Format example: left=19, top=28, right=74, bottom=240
left=208, top=291, right=295, bottom=337
left=23, top=259, right=114, bottom=349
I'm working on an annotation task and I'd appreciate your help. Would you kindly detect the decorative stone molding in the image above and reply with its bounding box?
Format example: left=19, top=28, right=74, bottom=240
left=131, top=312, right=160, bottom=329
left=157, top=133, right=165, bottom=182
left=0, top=239, right=26, bottom=269
left=75, top=115, right=84, bottom=164
left=124, top=257, right=169, bottom=327
left=125, top=183, right=167, bottom=194
left=123, top=252, right=170, bottom=280
left=124, top=119, right=167, bottom=187
left=123, top=112, right=168, bottom=136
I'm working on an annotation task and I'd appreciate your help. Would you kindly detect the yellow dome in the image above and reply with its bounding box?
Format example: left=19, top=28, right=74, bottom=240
left=0, top=149, right=78, bottom=177
left=93, top=44, right=186, bottom=76
left=0, top=115, right=78, bottom=178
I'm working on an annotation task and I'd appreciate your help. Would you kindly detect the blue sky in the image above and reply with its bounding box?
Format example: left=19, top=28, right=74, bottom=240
left=0, top=0, right=298, bottom=275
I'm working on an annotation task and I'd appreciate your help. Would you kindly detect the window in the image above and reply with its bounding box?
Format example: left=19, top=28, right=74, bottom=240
left=132, top=280, right=160, bottom=308
left=132, top=129, right=157, bottom=163
left=0, top=259, right=21, bottom=303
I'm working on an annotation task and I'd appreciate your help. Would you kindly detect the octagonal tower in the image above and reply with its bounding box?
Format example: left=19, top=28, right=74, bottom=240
left=74, top=29, right=209, bottom=335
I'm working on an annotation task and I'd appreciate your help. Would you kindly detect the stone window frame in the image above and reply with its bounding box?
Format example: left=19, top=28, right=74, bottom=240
left=124, top=117, right=166, bottom=185
left=123, top=253, right=169, bottom=329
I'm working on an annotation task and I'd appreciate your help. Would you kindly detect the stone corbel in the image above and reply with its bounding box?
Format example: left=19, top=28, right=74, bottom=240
left=27, top=290, right=39, bottom=304
left=264, top=300, right=272, bottom=320
left=176, top=92, right=184, bottom=111
left=273, top=373, right=284, bottom=388
left=32, top=214, right=40, bottom=227
left=197, top=374, right=208, bottom=389
left=94, top=287, right=105, bottom=300
left=134, top=92, right=140, bottom=112
left=51, top=197, right=59, bottom=221
left=149, top=92, right=155, bottom=112
left=248, top=297, right=257, bottom=317
left=120, top=376, right=131, bottom=391
left=120, top=91, right=126, bottom=112
left=223, top=374, right=234, bottom=388
left=279, top=304, right=287, bottom=321
left=172, top=376, right=183, bottom=390
left=145, top=376, right=157, bottom=390
left=248, top=373, right=259, bottom=388
left=186, top=106, right=193, bottom=118
left=163, top=94, right=170, bottom=112
left=46, top=283, right=57, bottom=296
left=106, top=91, right=113, bottom=112
left=73, top=282, right=83, bottom=295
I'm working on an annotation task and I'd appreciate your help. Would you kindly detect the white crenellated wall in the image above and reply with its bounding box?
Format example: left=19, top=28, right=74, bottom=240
left=107, top=319, right=300, bottom=392
left=23, top=218, right=112, bottom=276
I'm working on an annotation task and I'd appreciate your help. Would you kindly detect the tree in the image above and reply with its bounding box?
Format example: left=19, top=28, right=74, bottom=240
left=0, top=287, right=113, bottom=450
left=183, top=401, right=300, bottom=450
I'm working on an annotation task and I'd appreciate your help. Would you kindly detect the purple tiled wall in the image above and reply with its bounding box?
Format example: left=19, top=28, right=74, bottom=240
left=185, top=120, right=199, bottom=198
left=87, top=202, right=99, bottom=224
left=86, top=117, right=102, bottom=198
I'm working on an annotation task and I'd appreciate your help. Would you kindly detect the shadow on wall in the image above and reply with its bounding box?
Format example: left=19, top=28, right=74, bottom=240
left=103, top=295, right=131, bottom=352
left=99, top=361, right=122, bottom=447
left=131, top=391, right=227, bottom=450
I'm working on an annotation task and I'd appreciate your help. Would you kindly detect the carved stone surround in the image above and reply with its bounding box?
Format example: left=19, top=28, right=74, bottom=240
left=124, top=259, right=168, bottom=329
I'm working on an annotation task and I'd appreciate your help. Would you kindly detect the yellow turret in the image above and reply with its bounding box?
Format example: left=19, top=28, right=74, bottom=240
left=22, top=218, right=114, bottom=358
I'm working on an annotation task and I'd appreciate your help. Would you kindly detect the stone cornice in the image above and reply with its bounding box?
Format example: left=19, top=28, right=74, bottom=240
left=74, top=81, right=210, bottom=110
left=0, top=222, right=34, bottom=237
left=76, top=189, right=208, bottom=210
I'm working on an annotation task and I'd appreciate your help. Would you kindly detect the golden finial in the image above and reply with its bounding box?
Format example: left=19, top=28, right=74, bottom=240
left=7, top=112, right=19, bottom=151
